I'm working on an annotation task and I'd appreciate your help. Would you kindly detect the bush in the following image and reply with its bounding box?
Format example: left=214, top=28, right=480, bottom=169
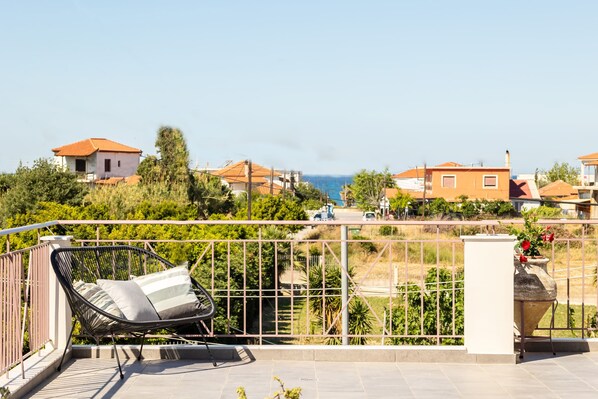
left=379, top=225, right=398, bottom=236
left=352, top=234, right=377, bottom=253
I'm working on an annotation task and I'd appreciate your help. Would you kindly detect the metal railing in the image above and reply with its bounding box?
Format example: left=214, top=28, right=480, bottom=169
left=2, top=218, right=598, bottom=377
left=0, top=242, right=50, bottom=379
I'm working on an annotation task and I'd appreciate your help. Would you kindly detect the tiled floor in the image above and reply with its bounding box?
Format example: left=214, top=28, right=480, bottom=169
left=24, top=353, right=598, bottom=399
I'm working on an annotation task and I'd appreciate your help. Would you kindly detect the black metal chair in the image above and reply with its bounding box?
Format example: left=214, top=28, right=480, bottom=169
left=50, top=245, right=217, bottom=379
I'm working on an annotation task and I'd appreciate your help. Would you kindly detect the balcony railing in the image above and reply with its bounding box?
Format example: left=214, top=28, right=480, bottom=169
left=1, top=218, right=598, bottom=380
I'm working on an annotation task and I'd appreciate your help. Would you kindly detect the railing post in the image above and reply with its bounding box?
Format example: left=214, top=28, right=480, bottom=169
left=341, top=225, right=349, bottom=345
left=461, top=234, right=515, bottom=358
left=40, top=236, right=73, bottom=351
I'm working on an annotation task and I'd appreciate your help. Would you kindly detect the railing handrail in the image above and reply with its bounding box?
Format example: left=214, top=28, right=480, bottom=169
left=2, top=218, right=595, bottom=238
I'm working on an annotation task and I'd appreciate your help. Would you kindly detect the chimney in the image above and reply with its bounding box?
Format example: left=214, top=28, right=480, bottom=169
left=505, top=150, right=511, bottom=169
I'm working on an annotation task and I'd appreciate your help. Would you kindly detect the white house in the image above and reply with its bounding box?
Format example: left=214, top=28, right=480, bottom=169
left=52, top=138, right=142, bottom=182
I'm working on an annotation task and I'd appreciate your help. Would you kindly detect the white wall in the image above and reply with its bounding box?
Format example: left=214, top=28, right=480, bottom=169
left=93, top=152, right=139, bottom=179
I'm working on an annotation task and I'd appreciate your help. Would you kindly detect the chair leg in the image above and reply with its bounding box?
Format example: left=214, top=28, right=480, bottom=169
left=57, top=320, right=77, bottom=372
left=138, top=333, right=146, bottom=361
left=195, top=322, right=217, bottom=367
left=111, top=333, right=124, bottom=379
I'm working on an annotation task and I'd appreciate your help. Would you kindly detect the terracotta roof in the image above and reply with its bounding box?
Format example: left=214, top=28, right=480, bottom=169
left=255, top=184, right=283, bottom=195
left=435, top=162, right=463, bottom=167
left=539, top=180, right=578, bottom=198
left=52, top=138, right=141, bottom=157
left=578, top=152, right=598, bottom=160
left=212, top=161, right=274, bottom=179
left=509, top=179, right=540, bottom=200
left=393, top=167, right=425, bottom=179
left=385, top=188, right=425, bottom=200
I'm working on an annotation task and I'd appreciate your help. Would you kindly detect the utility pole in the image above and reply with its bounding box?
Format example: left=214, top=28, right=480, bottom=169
left=270, top=167, right=274, bottom=195
left=245, top=159, right=252, bottom=220
left=422, top=163, right=427, bottom=219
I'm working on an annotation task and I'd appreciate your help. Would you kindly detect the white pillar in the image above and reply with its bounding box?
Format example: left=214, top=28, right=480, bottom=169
left=461, top=234, right=515, bottom=355
left=41, top=236, right=73, bottom=350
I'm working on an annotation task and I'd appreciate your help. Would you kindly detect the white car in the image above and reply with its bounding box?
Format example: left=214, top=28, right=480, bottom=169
left=362, top=211, right=376, bottom=221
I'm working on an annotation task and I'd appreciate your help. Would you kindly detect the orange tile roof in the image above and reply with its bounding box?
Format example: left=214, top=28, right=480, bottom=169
left=509, top=179, right=540, bottom=200
left=578, top=152, right=598, bottom=160
left=539, top=180, right=578, bottom=198
left=255, top=184, right=283, bottom=195
left=393, top=167, right=425, bottom=179
left=435, top=162, right=463, bottom=167
left=212, top=161, right=274, bottom=179
left=52, top=138, right=141, bottom=157
left=385, top=188, right=425, bottom=200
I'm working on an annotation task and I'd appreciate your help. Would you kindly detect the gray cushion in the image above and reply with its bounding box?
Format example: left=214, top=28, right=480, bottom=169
left=97, top=279, right=159, bottom=321
left=133, top=266, right=201, bottom=320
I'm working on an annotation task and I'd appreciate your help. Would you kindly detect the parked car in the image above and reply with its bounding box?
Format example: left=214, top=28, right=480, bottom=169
left=362, top=211, right=376, bottom=221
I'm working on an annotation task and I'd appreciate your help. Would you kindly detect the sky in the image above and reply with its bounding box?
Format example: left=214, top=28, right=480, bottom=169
left=1, top=1, right=597, bottom=176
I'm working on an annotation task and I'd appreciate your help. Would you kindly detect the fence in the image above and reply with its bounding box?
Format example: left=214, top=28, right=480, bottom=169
left=0, top=242, right=50, bottom=379
left=1, top=219, right=598, bottom=378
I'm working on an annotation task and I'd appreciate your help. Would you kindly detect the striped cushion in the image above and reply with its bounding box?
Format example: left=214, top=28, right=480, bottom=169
left=133, top=266, right=200, bottom=320
left=73, top=281, right=125, bottom=327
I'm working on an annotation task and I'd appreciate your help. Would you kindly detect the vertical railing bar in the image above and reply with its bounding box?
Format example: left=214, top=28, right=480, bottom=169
left=452, top=242, right=456, bottom=337
left=211, top=241, right=215, bottom=333
left=290, top=239, right=295, bottom=340
left=420, top=241, right=424, bottom=337
left=21, top=252, right=33, bottom=378
left=275, top=241, right=279, bottom=336
left=388, top=235, right=393, bottom=343
left=243, top=241, right=247, bottom=335
left=404, top=241, right=408, bottom=339
left=567, top=240, right=571, bottom=329
left=436, top=225, right=440, bottom=345
left=305, top=240, right=311, bottom=341
left=321, top=240, right=326, bottom=337
left=581, top=225, right=586, bottom=338
left=227, top=241, right=231, bottom=334
left=258, top=228, right=263, bottom=345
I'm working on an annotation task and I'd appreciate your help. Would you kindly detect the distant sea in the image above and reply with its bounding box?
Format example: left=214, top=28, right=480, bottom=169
left=302, top=175, right=353, bottom=206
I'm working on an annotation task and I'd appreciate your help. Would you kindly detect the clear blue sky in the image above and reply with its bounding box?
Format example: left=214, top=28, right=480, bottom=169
left=1, top=1, right=597, bottom=175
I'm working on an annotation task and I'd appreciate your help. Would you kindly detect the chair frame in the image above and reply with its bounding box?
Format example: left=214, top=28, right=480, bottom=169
left=50, top=245, right=217, bottom=378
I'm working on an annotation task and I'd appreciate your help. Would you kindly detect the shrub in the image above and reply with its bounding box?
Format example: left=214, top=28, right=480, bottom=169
left=379, top=225, right=398, bottom=236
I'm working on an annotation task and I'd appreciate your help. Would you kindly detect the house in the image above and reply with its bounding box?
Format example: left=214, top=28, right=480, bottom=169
left=509, top=179, right=541, bottom=212
left=210, top=160, right=299, bottom=196
left=576, top=151, right=598, bottom=218
left=538, top=180, right=579, bottom=217
left=52, top=138, right=142, bottom=182
left=390, top=154, right=511, bottom=204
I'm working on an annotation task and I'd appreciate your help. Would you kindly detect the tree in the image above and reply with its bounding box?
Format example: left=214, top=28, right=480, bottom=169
left=155, top=126, right=191, bottom=185
left=0, top=158, right=88, bottom=224
left=293, top=182, right=327, bottom=210
left=389, top=189, right=414, bottom=217
left=136, top=155, right=161, bottom=184
left=351, top=169, right=395, bottom=211
left=543, top=162, right=579, bottom=187
left=188, top=171, right=234, bottom=219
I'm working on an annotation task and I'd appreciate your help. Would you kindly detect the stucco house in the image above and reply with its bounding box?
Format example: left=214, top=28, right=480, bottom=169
left=210, top=160, right=299, bottom=196
left=576, top=151, right=598, bottom=218
left=52, top=138, right=142, bottom=182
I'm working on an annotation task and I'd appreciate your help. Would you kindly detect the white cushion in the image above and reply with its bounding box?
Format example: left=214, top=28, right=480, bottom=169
left=97, top=279, right=159, bottom=321
left=133, top=266, right=201, bottom=320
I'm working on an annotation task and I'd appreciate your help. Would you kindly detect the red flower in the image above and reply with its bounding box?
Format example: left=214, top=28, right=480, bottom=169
left=519, top=254, right=528, bottom=263
left=521, top=240, right=531, bottom=251
left=548, top=233, right=554, bottom=242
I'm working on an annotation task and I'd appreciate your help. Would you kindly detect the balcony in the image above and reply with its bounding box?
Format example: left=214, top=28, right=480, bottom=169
left=2, top=219, right=598, bottom=398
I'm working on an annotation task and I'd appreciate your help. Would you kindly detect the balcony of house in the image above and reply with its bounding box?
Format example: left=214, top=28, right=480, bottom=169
left=3, top=219, right=598, bottom=398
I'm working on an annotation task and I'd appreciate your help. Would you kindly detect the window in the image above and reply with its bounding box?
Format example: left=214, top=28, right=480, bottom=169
left=483, top=175, right=498, bottom=188
left=117, top=160, right=121, bottom=168
left=75, top=159, right=86, bottom=172
left=442, top=175, right=456, bottom=188
left=105, top=159, right=111, bottom=173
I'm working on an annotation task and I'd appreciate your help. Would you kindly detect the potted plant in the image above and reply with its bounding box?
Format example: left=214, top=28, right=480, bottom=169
left=507, top=210, right=557, bottom=337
